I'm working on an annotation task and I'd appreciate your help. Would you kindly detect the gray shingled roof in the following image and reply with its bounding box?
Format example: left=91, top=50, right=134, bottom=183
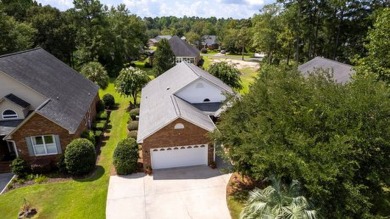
left=0, top=48, right=99, bottom=134
left=0, top=120, right=23, bottom=136
left=4, top=94, right=30, bottom=108
left=168, top=36, right=200, bottom=57
left=298, top=57, right=355, bottom=84
left=137, top=62, right=233, bottom=143
left=202, top=35, right=218, bottom=46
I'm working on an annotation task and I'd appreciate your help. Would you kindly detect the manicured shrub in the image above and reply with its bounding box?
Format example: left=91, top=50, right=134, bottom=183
left=127, top=121, right=139, bottom=131
left=30, top=160, right=52, bottom=174
left=94, top=130, right=103, bottom=138
left=113, top=138, right=139, bottom=175
left=64, top=138, right=96, bottom=176
left=129, top=108, right=140, bottom=120
left=201, top=48, right=208, bottom=54
left=102, top=93, right=115, bottom=109
left=57, top=155, right=67, bottom=174
left=93, top=121, right=106, bottom=130
left=96, top=100, right=105, bottom=113
left=128, top=130, right=138, bottom=139
left=96, top=111, right=108, bottom=120
left=10, top=158, right=30, bottom=177
left=81, top=130, right=96, bottom=146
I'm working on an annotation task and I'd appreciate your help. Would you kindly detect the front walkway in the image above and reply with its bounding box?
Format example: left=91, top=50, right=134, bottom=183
left=106, top=166, right=231, bottom=219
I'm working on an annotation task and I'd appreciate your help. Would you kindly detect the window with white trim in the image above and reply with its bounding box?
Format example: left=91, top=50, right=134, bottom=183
left=2, top=110, right=18, bottom=119
left=31, top=135, right=58, bottom=155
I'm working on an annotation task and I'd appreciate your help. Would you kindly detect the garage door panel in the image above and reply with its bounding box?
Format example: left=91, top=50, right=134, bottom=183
left=151, top=145, right=208, bottom=169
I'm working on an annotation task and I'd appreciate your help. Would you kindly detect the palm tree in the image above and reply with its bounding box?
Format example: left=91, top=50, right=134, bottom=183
left=240, top=176, right=318, bottom=219
left=80, top=61, right=109, bottom=89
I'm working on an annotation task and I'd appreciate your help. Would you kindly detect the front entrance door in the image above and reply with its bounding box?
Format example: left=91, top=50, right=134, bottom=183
left=0, top=137, right=15, bottom=161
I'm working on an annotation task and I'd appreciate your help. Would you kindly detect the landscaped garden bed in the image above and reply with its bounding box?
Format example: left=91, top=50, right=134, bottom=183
left=226, top=172, right=265, bottom=219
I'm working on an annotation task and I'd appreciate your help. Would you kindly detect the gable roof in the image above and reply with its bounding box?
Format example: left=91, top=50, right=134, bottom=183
left=168, top=36, right=200, bottom=57
left=155, top=35, right=172, bottom=41
left=298, top=57, right=355, bottom=84
left=4, top=94, right=30, bottom=108
left=137, top=62, right=233, bottom=143
left=0, top=48, right=99, bottom=134
left=0, top=119, right=23, bottom=136
left=202, top=35, right=218, bottom=45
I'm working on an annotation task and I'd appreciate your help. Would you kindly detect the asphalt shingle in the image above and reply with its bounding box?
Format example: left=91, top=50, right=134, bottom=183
left=0, top=48, right=99, bottom=134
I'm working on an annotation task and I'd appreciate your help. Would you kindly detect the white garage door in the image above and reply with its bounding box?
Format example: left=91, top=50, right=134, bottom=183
left=151, top=144, right=208, bottom=169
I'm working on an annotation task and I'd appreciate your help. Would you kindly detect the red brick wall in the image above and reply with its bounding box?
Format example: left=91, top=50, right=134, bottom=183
left=10, top=93, right=99, bottom=165
left=142, top=118, right=214, bottom=169
left=11, top=113, right=76, bottom=164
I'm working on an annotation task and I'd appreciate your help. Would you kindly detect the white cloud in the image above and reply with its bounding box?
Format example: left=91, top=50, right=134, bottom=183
left=36, top=0, right=270, bottom=18
left=121, top=0, right=265, bottom=18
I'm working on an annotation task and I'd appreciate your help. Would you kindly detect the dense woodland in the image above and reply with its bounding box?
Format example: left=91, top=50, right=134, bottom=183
left=1, top=0, right=388, bottom=75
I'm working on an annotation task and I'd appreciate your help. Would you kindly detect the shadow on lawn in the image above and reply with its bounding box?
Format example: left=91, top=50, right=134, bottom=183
left=73, top=165, right=105, bottom=182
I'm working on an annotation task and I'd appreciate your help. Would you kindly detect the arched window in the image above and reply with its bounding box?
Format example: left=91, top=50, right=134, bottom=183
left=2, top=110, right=18, bottom=119
left=203, top=98, right=210, bottom=102
left=174, top=123, right=184, bottom=129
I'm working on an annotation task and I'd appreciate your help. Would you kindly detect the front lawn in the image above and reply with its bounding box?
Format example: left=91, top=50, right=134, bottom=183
left=0, top=81, right=129, bottom=219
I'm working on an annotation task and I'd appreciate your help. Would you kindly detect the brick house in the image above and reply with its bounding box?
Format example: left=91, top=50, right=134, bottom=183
left=0, top=48, right=99, bottom=172
left=137, top=62, right=234, bottom=170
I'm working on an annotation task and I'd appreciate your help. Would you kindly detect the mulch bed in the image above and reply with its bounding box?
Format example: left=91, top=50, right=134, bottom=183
left=227, top=172, right=265, bottom=197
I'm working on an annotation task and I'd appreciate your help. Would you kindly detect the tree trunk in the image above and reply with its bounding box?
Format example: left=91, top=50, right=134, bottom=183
left=333, top=8, right=344, bottom=60
left=241, top=46, right=245, bottom=61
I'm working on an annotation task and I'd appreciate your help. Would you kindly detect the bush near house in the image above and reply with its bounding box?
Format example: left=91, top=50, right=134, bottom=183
left=129, top=108, right=140, bottom=120
left=113, top=137, right=139, bottom=175
left=64, top=138, right=96, bottom=176
left=81, top=130, right=96, bottom=146
left=102, top=93, right=115, bottom=109
left=96, top=100, right=105, bottom=113
left=30, top=160, right=53, bottom=174
left=93, top=120, right=107, bottom=131
left=128, top=130, right=138, bottom=139
left=10, top=158, right=30, bottom=178
left=127, top=121, right=139, bottom=131
left=96, top=110, right=108, bottom=120
left=201, top=48, right=208, bottom=54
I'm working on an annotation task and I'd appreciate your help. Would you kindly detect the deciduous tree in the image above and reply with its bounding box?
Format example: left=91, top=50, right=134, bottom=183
left=214, top=65, right=390, bottom=217
left=115, top=67, right=149, bottom=106
left=80, top=61, right=109, bottom=89
left=208, top=61, right=242, bottom=90
left=152, top=39, right=175, bottom=76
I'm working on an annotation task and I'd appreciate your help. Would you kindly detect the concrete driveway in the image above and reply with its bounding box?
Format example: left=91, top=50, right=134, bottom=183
left=106, top=166, right=231, bottom=219
left=0, top=173, right=14, bottom=194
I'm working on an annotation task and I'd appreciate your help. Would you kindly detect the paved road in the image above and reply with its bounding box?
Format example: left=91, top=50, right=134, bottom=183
left=0, top=173, right=14, bottom=194
left=106, top=166, right=231, bottom=219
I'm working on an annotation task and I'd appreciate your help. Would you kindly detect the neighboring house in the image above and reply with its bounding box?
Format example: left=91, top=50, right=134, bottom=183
left=137, top=62, right=234, bottom=170
left=148, top=35, right=172, bottom=47
left=298, top=57, right=355, bottom=83
left=168, top=36, right=201, bottom=65
left=201, top=35, right=219, bottom=50
left=0, top=48, right=99, bottom=173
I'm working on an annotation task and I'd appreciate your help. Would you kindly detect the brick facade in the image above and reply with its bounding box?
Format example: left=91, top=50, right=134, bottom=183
left=9, top=94, right=99, bottom=166
left=141, top=118, right=214, bottom=170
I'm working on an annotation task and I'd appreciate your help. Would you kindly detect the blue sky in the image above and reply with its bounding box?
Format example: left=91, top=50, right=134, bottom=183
left=36, top=0, right=275, bottom=19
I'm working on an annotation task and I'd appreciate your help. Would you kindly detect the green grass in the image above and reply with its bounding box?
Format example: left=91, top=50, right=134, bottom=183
left=202, top=55, right=212, bottom=70
left=239, top=67, right=259, bottom=94
left=0, top=81, right=129, bottom=219
left=227, top=196, right=245, bottom=219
